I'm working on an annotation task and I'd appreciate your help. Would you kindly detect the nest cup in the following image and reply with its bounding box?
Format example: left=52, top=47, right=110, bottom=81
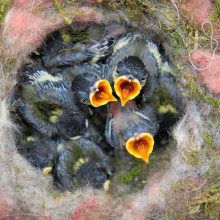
left=0, top=1, right=219, bottom=219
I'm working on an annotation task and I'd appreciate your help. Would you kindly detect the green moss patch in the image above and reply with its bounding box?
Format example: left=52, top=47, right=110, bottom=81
left=182, top=72, right=220, bottom=114
left=0, top=0, right=11, bottom=23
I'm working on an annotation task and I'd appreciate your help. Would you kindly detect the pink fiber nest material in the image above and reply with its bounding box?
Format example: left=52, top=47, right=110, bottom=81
left=179, top=0, right=220, bottom=94
left=0, top=0, right=219, bottom=219
left=191, top=51, right=220, bottom=94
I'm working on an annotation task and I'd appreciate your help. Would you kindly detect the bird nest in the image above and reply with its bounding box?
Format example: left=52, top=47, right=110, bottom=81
left=0, top=1, right=219, bottom=219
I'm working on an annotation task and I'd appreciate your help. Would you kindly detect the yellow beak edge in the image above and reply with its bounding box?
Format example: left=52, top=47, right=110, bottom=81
left=126, top=133, right=154, bottom=163
left=114, top=76, right=141, bottom=107
left=90, top=80, right=117, bottom=107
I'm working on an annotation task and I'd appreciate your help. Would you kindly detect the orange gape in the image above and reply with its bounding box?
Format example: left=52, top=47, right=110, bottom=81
left=90, top=80, right=117, bottom=107
left=114, top=76, right=141, bottom=107
left=126, top=133, right=154, bottom=162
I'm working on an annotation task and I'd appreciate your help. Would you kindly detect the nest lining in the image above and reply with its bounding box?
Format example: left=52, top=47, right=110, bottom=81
left=0, top=1, right=219, bottom=219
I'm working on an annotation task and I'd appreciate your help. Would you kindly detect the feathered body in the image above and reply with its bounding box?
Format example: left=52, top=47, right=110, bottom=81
left=11, top=23, right=182, bottom=192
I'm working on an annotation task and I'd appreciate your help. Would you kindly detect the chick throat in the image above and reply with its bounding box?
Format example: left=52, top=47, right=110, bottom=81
left=114, top=76, right=141, bottom=107
left=90, top=80, right=117, bottom=107
left=126, top=133, right=154, bottom=163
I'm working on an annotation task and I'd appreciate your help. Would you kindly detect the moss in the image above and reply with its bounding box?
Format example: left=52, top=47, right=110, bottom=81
left=0, top=0, right=11, bottom=22
left=203, top=132, right=213, bottom=149
left=55, top=0, right=72, bottom=24
left=55, top=0, right=86, bottom=25
left=211, top=0, right=220, bottom=22
left=116, top=163, right=142, bottom=184
left=15, top=165, right=21, bottom=173
left=169, top=30, right=185, bottom=49
left=187, top=150, right=200, bottom=166
left=106, top=0, right=181, bottom=28
left=16, top=184, right=25, bottom=189
left=168, top=170, right=220, bottom=219
left=50, top=191, right=65, bottom=201
left=105, top=0, right=191, bottom=58
left=107, top=0, right=146, bottom=24
left=182, top=72, right=220, bottom=114
left=205, top=97, right=220, bottom=113
left=136, top=181, right=146, bottom=190
left=191, top=151, right=197, bottom=157
left=0, top=57, right=16, bottom=97
left=163, top=12, right=175, bottom=23
left=1, top=57, right=16, bottom=74
left=189, top=181, right=220, bottom=218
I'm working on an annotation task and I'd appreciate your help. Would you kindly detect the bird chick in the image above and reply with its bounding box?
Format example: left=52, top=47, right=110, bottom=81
left=12, top=63, right=92, bottom=138
left=105, top=101, right=159, bottom=162
left=15, top=98, right=87, bottom=139
left=53, top=138, right=114, bottom=191
left=40, top=24, right=120, bottom=67
left=16, top=131, right=57, bottom=170
left=150, top=61, right=183, bottom=146
left=71, top=71, right=117, bottom=107
left=19, top=64, right=74, bottom=107
left=113, top=56, right=148, bottom=107
left=105, top=34, right=159, bottom=106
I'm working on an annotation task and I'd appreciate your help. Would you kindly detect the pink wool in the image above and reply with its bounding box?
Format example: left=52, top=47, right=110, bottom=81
left=3, top=2, right=103, bottom=62
left=89, top=0, right=117, bottom=2
left=179, top=0, right=219, bottom=36
left=5, top=8, right=54, bottom=46
left=11, top=0, right=54, bottom=9
left=191, top=51, right=220, bottom=94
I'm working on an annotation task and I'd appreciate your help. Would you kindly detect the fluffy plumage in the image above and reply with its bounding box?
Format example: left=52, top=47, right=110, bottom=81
left=20, top=64, right=74, bottom=107
left=16, top=132, right=57, bottom=169
left=104, top=34, right=160, bottom=106
left=40, top=24, right=126, bottom=68
left=53, top=138, right=113, bottom=191
left=105, top=101, right=159, bottom=162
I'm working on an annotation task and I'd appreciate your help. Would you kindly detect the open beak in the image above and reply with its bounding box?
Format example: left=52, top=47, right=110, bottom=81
left=90, top=80, right=117, bottom=107
left=126, top=133, right=154, bottom=163
left=114, top=76, right=141, bottom=107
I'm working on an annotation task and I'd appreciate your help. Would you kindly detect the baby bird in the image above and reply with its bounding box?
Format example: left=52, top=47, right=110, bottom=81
left=150, top=62, right=183, bottom=146
left=15, top=97, right=88, bottom=139
left=71, top=69, right=117, bottom=107
left=40, top=24, right=119, bottom=68
left=105, top=101, right=159, bottom=162
left=53, top=138, right=113, bottom=191
left=16, top=131, right=58, bottom=170
left=104, top=34, right=159, bottom=106
left=17, top=63, right=77, bottom=111
left=113, top=56, right=148, bottom=107
left=13, top=64, right=90, bottom=138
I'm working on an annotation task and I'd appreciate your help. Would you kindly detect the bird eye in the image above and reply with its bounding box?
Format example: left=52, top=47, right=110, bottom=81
left=128, top=75, right=133, bottom=80
left=91, top=87, right=97, bottom=93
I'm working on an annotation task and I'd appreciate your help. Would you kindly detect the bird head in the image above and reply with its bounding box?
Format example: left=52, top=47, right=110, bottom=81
left=72, top=73, right=117, bottom=107
left=106, top=102, right=156, bottom=162
left=113, top=56, right=148, bottom=106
